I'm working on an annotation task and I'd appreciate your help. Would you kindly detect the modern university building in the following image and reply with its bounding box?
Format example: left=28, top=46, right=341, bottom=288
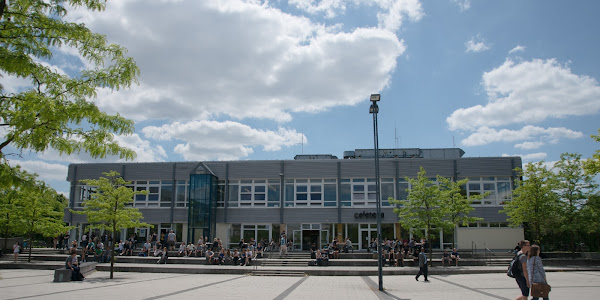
left=65, top=148, right=524, bottom=251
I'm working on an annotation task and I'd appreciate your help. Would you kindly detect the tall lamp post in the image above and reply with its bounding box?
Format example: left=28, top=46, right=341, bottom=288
left=369, top=94, right=383, bottom=291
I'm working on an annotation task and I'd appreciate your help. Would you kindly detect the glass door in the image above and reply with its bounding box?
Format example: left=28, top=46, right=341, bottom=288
left=320, top=230, right=329, bottom=248
left=359, top=228, right=377, bottom=250
left=293, top=230, right=302, bottom=251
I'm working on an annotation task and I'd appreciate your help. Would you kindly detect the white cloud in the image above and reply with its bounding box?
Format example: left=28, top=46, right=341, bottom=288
left=9, top=160, right=69, bottom=182
left=447, top=58, right=600, bottom=131
left=461, top=125, right=583, bottom=147
left=508, top=45, right=526, bottom=54
left=465, top=35, right=490, bottom=53
left=288, top=0, right=346, bottom=18
left=142, top=120, right=305, bottom=161
left=452, top=0, right=471, bottom=12
left=502, top=152, right=548, bottom=161
left=0, top=71, right=32, bottom=94
left=514, top=141, right=545, bottom=150
left=289, top=0, right=424, bottom=32
left=62, top=0, right=407, bottom=123
left=38, top=133, right=167, bottom=163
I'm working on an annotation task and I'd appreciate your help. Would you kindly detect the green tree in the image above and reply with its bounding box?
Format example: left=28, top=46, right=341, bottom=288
left=585, top=129, right=600, bottom=175
left=438, top=176, right=483, bottom=248
left=0, top=166, right=68, bottom=256
left=0, top=165, right=34, bottom=251
left=554, top=153, right=598, bottom=254
left=20, top=181, right=69, bottom=262
left=72, top=171, right=150, bottom=279
left=390, top=167, right=445, bottom=266
left=0, top=0, right=138, bottom=170
left=501, top=162, right=559, bottom=247
left=581, top=193, right=600, bottom=251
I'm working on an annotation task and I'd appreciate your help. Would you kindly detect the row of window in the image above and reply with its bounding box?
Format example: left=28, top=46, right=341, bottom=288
left=75, top=180, right=188, bottom=208
left=220, top=176, right=512, bottom=208
left=75, top=176, right=513, bottom=208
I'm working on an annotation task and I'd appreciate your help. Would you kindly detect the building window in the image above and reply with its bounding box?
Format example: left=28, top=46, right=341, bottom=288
left=285, top=180, right=294, bottom=207
left=228, top=180, right=239, bottom=207
left=267, top=179, right=280, bottom=207
left=323, top=179, right=337, bottom=207
left=217, top=180, right=225, bottom=207
left=340, top=179, right=351, bottom=207
left=229, top=179, right=279, bottom=207
left=176, top=180, right=187, bottom=207
left=462, top=177, right=513, bottom=206
left=283, top=179, right=332, bottom=207
left=351, top=178, right=377, bottom=207
left=160, top=180, right=173, bottom=208
left=381, top=178, right=394, bottom=206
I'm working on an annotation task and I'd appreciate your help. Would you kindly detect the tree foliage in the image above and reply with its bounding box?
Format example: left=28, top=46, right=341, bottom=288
left=438, top=176, right=483, bottom=248
left=72, top=171, right=150, bottom=279
left=390, top=167, right=482, bottom=265
left=554, top=153, right=598, bottom=253
left=0, top=0, right=138, bottom=167
left=0, top=164, right=69, bottom=257
left=584, top=129, right=600, bottom=175
left=501, top=162, right=559, bottom=246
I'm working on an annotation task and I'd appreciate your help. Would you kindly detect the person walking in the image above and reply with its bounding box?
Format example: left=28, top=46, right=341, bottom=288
left=514, top=240, right=531, bottom=300
left=415, top=247, right=429, bottom=282
left=527, top=244, right=549, bottom=300
left=13, top=241, right=21, bottom=263
left=280, top=234, right=287, bottom=256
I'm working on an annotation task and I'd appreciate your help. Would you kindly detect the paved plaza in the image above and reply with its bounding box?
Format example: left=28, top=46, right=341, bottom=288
left=1, top=269, right=599, bottom=300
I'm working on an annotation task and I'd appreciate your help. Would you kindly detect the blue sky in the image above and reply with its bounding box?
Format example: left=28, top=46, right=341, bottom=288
left=4, top=0, right=600, bottom=196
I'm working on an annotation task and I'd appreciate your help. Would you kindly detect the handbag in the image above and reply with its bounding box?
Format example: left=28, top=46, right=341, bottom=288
left=530, top=257, right=551, bottom=298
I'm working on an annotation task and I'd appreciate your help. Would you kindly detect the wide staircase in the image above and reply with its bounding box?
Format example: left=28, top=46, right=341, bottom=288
left=251, top=251, right=310, bottom=276
left=3, top=247, right=599, bottom=277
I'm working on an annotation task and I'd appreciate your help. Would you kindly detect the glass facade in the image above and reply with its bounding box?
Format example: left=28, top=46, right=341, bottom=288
left=188, top=174, right=217, bottom=243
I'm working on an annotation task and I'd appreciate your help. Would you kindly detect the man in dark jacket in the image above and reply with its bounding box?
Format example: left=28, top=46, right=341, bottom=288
left=415, top=247, right=429, bottom=282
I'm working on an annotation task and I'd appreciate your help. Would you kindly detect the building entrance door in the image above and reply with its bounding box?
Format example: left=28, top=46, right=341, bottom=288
left=359, top=228, right=377, bottom=250
left=302, top=230, right=319, bottom=250
left=320, top=230, right=329, bottom=249
left=292, top=230, right=302, bottom=251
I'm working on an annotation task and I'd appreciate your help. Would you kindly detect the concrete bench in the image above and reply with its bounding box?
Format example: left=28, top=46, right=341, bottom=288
left=53, top=262, right=97, bottom=282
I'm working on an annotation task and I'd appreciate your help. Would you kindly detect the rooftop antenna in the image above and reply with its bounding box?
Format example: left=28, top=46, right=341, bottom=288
left=453, top=136, right=455, bottom=148
left=394, top=122, right=399, bottom=148
left=301, top=134, right=304, bottom=155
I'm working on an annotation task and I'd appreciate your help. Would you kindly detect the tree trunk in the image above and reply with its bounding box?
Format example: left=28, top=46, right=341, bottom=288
left=0, top=0, right=6, bottom=25
left=3, top=213, right=9, bottom=252
left=28, top=231, right=33, bottom=262
left=110, top=228, right=115, bottom=279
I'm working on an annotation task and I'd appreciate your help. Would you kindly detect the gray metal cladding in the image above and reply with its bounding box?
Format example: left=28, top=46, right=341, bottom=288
left=136, top=209, right=172, bottom=223
left=284, top=160, right=338, bottom=178
left=175, top=162, right=199, bottom=178
left=340, top=160, right=377, bottom=178
left=124, top=163, right=173, bottom=180
left=219, top=208, right=281, bottom=223
left=204, top=163, right=227, bottom=178
left=457, top=157, right=521, bottom=177
left=397, top=159, right=455, bottom=177
left=282, top=208, right=339, bottom=223
left=172, top=208, right=188, bottom=222
left=470, top=207, right=509, bottom=222
left=71, top=163, right=123, bottom=181
left=225, top=161, right=282, bottom=178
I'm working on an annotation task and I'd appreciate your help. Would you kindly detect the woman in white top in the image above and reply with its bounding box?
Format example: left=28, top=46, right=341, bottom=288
left=527, top=244, right=549, bottom=300
left=13, top=241, right=21, bottom=263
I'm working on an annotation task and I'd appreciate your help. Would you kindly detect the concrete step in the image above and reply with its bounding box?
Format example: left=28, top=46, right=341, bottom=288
left=262, top=261, right=308, bottom=266
left=250, top=270, right=305, bottom=277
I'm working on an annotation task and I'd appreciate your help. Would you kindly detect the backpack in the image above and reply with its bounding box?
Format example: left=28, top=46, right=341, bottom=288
left=507, top=253, right=523, bottom=278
